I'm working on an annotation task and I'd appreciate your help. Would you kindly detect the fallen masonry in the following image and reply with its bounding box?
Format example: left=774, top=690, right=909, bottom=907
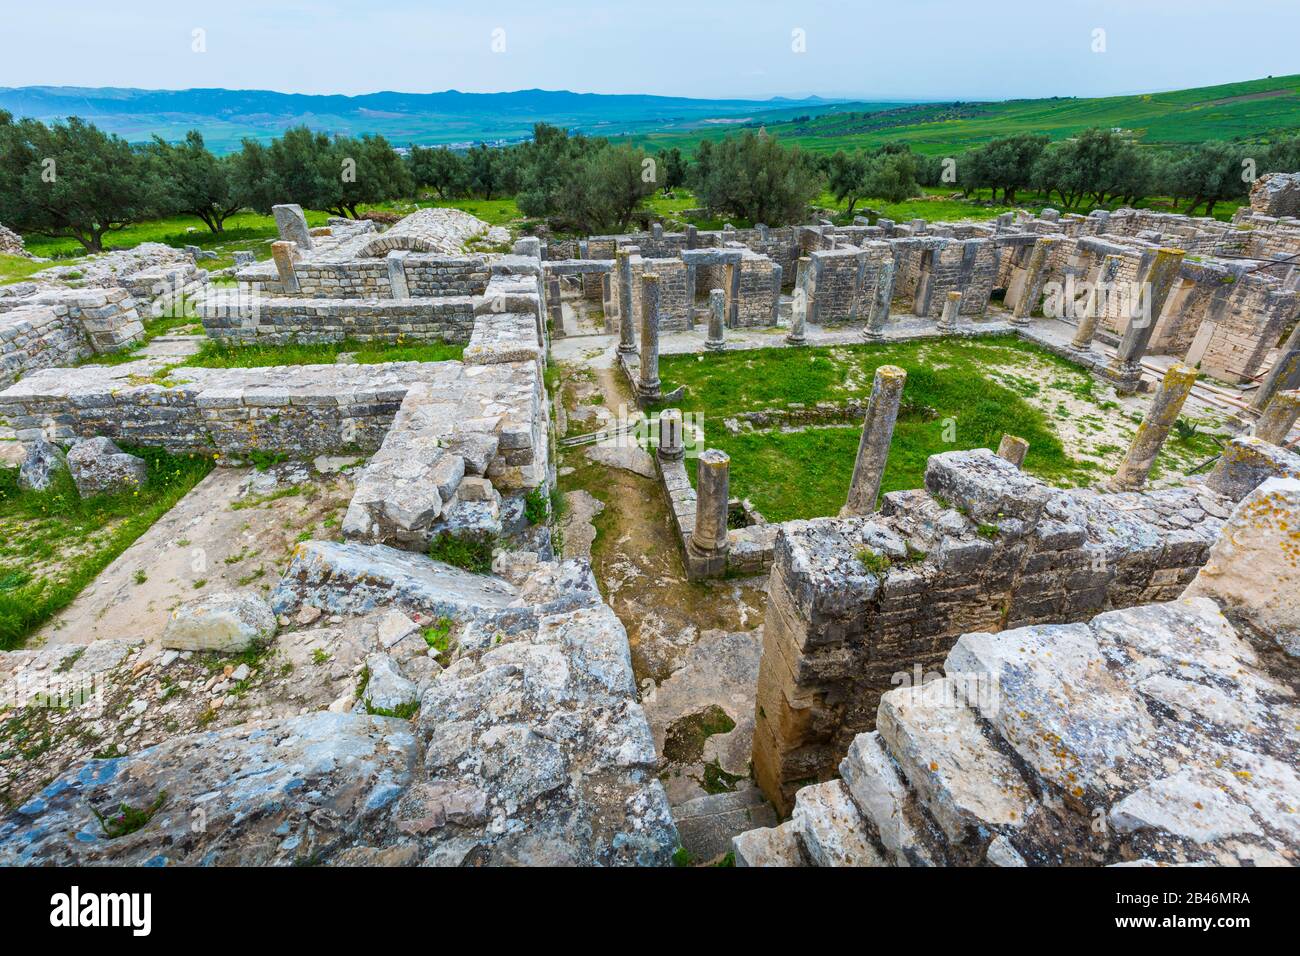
left=0, top=548, right=675, bottom=866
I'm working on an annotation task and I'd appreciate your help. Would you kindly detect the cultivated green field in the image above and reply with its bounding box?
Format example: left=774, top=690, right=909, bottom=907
left=631, top=75, right=1300, bottom=156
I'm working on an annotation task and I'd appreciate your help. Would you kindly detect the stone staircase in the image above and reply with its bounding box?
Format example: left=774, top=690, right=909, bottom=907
left=738, top=595, right=1299, bottom=866
left=735, top=479, right=1300, bottom=867
left=673, top=786, right=776, bottom=863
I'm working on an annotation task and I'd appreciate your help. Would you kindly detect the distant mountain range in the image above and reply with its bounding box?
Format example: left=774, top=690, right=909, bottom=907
left=0, top=86, right=885, bottom=153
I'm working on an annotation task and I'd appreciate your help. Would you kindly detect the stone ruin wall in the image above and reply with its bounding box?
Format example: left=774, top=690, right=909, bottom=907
left=752, top=449, right=1243, bottom=813
left=735, top=474, right=1300, bottom=868
left=199, top=294, right=478, bottom=345
left=0, top=288, right=145, bottom=387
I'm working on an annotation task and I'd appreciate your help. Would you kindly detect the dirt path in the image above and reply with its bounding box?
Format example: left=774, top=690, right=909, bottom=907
left=555, top=359, right=766, bottom=684
left=34, top=463, right=355, bottom=648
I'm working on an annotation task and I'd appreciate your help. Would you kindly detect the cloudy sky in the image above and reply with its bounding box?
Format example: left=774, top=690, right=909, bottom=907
left=3, top=0, right=1296, bottom=101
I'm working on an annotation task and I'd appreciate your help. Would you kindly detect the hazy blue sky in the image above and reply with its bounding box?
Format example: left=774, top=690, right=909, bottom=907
left=3, top=0, right=1296, bottom=101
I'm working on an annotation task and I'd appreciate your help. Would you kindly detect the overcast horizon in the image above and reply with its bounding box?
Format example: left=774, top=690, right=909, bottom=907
left=3, top=0, right=1298, bottom=103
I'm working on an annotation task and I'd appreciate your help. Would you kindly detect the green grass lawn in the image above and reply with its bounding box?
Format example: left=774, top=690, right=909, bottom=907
left=179, top=337, right=465, bottom=369
left=7, top=198, right=526, bottom=281
left=0, top=446, right=213, bottom=649
left=657, top=336, right=1220, bottom=522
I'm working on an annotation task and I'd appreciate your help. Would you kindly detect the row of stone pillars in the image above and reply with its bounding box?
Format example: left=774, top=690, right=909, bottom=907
left=832, top=358, right=1241, bottom=518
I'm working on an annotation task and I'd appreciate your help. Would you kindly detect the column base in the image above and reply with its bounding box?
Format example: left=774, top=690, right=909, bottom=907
left=617, top=343, right=638, bottom=355
left=1009, top=315, right=1032, bottom=327
left=705, top=339, right=726, bottom=352
left=685, top=538, right=728, bottom=579
left=1097, top=361, right=1143, bottom=395
left=785, top=334, right=807, bottom=346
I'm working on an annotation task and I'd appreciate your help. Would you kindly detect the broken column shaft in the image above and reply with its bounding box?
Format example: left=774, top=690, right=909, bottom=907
left=863, top=259, right=896, bottom=341
left=706, top=288, right=726, bottom=351
left=687, top=449, right=731, bottom=577
left=996, top=434, right=1030, bottom=468
left=1109, top=362, right=1198, bottom=491
left=1107, top=247, right=1186, bottom=393
left=546, top=276, right=564, bottom=338
left=1012, top=237, right=1059, bottom=324
left=1251, top=324, right=1300, bottom=412
left=842, top=365, right=908, bottom=515
left=657, top=408, right=684, bottom=461
left=787, top=257, right=810, bottom=345
left=1255, top=389, right=1300, bottom=445
left=1071, top=254, right=1122, bottom=351
left=937, top=290, right=962, bottom=332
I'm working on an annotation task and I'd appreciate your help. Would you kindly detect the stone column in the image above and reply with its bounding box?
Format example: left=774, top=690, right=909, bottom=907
left=1071, top=254, right=1121, bottom=351
left=270, top=241, right=301, bottom=293
left=1255, top=389, right=1300, bottom=445
left=996, top=434, right=1029, bottom=468
left=1251, top=321, right=1300, bottom=412
left=657, top=408, right=684, bottom=461
left=1108, top=362, right=1198, bottom=491
left=937, top=290, right=962, bottom=333
left=638, top=272, right=662, bottom=402
left=1106, top=247, right=1186, bottom=393
left=385, top=250, right=410, bottom=299
left=601, top=272, right=614, bottom=333
left=616, top=247, right=638, bottom=354
left=842, top=365, right=908, bottom=515
left=864, top=259, right=896, bottom=341
left=687, top=449, right=731, bottom=577
left=1011, top=237, right=1058, bottom=324
left=787, top=277, right=808, bottom=346
left=706, top=288, right=726, bottom=352
left=790, top=256, right=811, bottom=342
left=546, top=276, right=564, bottom=338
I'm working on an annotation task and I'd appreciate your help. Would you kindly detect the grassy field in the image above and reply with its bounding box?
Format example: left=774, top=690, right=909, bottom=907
left=2, top=198, right=528, bottom=283
left=179, top=337, right=465, bottom=369
left=654, top=337, right=1222, bottom=522
left=632, top=74, right=1300, bottom=157
left=0, top=447, right=213, bottom=649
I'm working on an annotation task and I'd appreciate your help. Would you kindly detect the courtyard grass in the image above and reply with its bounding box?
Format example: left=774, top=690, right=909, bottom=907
left=180, top=337, right=465, bottom=369
left=0, top=447, right=213, bottom=649
left=654, top=336, right=1217, bottom=522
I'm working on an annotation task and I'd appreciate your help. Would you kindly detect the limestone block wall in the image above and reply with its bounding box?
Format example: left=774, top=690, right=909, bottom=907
left=751, top=449, right=1236, bottom=812
left=1248, top=171, right=1300, bottom=218
left=736, top=257, right=781, bottom=327
left=0, top=303, right=93, bottom=387
left=403, top=256, right=491, bottom=297
left=197, top=294, right=477, bottom=345
left=0, top=289, right=144, bottom=387
left=0, top=356, right=544, bottom=482
left=1232, top=217, right=1300, bottom=261
left=245, top=252, right=493, bottom=300
left=893, top=238, right=996, bottom=317
left=121, top=263, right=209, bottom=318
left=638, top=258, right=691, bottom=331
left=1148, top=264, right=1296, bottom=382
left=807, top=249, right=864, bottom=324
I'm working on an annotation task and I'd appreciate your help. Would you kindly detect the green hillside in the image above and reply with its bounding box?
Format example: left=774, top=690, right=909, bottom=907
left=630, top=75, right=1300, bottom=155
